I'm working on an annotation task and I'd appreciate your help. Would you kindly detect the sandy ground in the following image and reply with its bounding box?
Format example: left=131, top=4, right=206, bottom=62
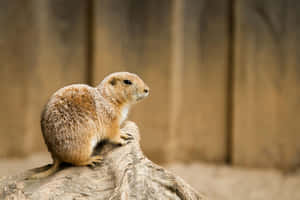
left=167, top=163, right=300, bottom=200
left=0, top=153, right=300, bottom=200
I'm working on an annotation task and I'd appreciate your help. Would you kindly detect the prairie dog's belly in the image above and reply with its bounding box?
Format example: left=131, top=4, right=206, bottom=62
left=41, top=84, right=101, bottom=163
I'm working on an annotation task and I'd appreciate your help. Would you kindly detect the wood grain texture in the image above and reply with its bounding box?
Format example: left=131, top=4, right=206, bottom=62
left=233, top=0, right=300, bottom=169
left=0, top=0, right=87, bottom=157
left=0, top=0, right=37, bottom=157
left=167, top=0, right=229, bottom=163
left=0, top=121, right=205, bottom=200
left=93, top=0, right=172, bottom=163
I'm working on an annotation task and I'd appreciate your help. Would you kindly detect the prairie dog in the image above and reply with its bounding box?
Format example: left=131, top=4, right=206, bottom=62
left=30, top=72, right=149, bottom=178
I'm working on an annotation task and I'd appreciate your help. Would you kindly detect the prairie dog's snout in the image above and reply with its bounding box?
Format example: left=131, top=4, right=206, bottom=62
left=144, top=88, right=149, bottom=93
left=135, top=83, right=149, bottom=101
left=142, top=85, right=149, bottom=98
left=143, top=84, right=149, bottom=94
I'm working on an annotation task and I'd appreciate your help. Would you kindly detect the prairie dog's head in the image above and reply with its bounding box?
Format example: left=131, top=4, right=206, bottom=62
left=98, top=72, right=149, bottom=105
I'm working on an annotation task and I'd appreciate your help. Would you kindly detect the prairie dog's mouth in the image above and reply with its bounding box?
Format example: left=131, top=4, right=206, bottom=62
left=136, top=94, right=148, bottom=101
left=136, top=96, right=144, bottom=101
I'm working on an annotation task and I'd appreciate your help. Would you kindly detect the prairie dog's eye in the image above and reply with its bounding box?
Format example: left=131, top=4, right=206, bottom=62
left=123, top=79, right=132, bottom=85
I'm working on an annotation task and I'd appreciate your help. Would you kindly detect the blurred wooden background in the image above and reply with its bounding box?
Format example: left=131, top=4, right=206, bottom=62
left=0, top=0, right=299, bottom=170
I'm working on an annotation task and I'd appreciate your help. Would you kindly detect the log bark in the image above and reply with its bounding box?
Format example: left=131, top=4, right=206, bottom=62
left=0, top=121, right=205, bottom=200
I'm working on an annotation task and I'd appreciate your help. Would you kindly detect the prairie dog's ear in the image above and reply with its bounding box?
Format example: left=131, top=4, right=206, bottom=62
left=109, top=77, right=117, bottom=86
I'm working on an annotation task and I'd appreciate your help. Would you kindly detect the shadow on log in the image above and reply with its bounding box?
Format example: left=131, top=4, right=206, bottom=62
left=0, top=121, right=206, bottom=200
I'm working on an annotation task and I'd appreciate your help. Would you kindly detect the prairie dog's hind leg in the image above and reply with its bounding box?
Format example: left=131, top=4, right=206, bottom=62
left=27, top=158, right=61, bottom=179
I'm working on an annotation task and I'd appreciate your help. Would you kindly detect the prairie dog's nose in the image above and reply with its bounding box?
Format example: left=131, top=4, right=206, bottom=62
left=143, top=87, right=149, bottom=94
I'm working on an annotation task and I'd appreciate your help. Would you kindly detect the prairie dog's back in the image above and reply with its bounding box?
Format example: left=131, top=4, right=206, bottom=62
left=41, top=84, right=100, bottom=160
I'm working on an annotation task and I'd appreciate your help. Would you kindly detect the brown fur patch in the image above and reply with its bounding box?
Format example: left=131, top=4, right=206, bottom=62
left=55, top=87, right=98, bottom=122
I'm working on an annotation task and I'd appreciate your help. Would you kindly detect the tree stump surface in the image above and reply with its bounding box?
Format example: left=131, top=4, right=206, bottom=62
left=0, top=121, right=206, bottom=200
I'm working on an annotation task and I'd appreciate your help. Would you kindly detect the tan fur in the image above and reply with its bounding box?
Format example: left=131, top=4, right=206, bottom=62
left=30, top=72, right=149, bottom=179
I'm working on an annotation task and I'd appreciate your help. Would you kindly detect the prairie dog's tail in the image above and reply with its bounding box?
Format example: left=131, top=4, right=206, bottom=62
left=27, top=158, right=61, bottom=179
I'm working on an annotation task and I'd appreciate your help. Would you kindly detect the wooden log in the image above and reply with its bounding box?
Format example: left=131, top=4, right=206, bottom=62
left=233, top=0, right=300, bottom=169
left=0, top=121, right=205, bottom=200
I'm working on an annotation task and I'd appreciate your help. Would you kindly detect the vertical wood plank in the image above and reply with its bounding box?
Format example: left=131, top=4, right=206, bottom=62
left=93, top=0, right=172, bottom=162
left=168, top=0, right=229, bottom=162
left=0, top=1, right=36, bottom=157
left=167, top=0, right=184, bottom=162
left=0, top=0, right=87, bottom=157
left=233, top=0, right=300, bottom=169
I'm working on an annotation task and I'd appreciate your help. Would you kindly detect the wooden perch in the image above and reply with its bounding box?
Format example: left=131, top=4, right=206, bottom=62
left=0, top=121, right=206, bottom=200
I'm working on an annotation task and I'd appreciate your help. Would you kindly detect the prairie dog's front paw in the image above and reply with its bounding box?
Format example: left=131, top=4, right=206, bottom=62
left=110, top=135, right=130, bottom=146
left=120, top=132, right=134, bottom=140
